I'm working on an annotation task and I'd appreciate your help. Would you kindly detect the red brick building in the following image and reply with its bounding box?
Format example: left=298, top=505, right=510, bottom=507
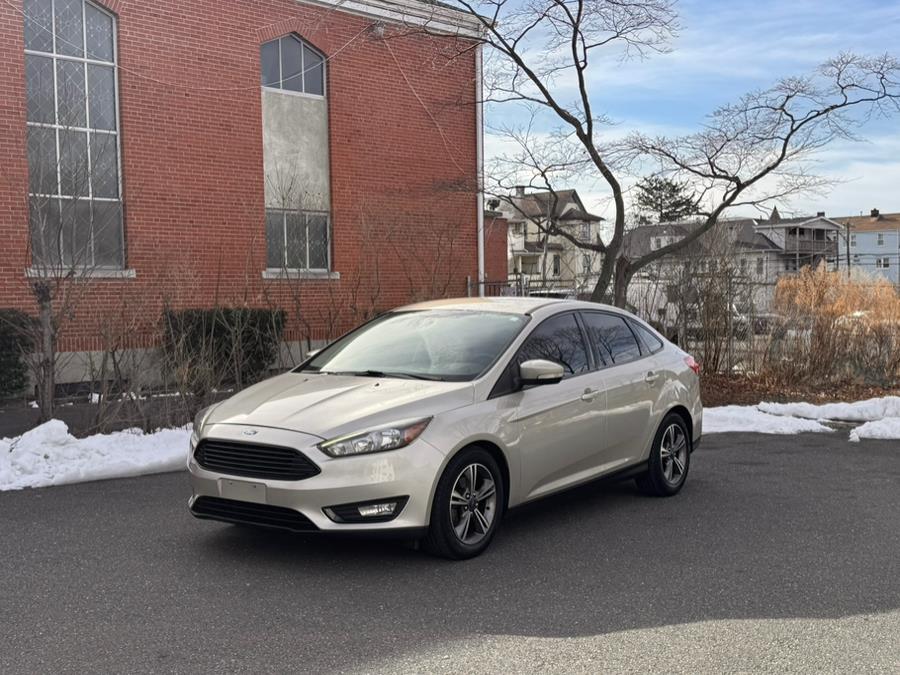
left=0, top=0, right=504, bottom=367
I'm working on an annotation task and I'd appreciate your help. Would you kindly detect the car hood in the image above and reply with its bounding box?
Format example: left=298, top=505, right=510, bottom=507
left=205, top=372, right=475, bottom=439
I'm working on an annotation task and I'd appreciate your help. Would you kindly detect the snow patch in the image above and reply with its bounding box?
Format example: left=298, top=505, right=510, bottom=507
left=849, top=418, right=900, bottom=442
left=0, top=420, right=191, bottom=491
left=704, top=406, right=833, bottom=435
left=757, top=397, right=900, bottom=423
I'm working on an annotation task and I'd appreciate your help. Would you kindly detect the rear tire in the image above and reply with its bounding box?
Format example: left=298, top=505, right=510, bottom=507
left=423, top=447, right=505, bottom=560
left=636, top=412, right=691, bottom=497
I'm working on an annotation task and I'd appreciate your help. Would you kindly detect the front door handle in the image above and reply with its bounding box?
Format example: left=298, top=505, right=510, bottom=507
left=581, top=388, right=598, bottom=402
left=645, top=371, right=660, bottom=384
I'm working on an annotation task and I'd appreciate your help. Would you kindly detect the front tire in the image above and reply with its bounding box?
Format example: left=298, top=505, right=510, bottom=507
left=636, top=413, right=691, bottom=496
left=423, top=447, right=505, bottom=560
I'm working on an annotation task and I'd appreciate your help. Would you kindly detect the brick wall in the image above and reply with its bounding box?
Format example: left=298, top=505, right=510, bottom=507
left=0, top=0, right=479, bottom=352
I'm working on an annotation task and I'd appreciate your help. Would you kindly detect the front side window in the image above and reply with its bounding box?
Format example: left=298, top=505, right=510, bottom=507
left=876, top=257, right=890, bottom=269
left=515, top=313, right=589, bottom=378
left=302, top=311, right=528, bottom=381
left=582, top=312, right=641, bottom=365
left=24, top=0, right=123, bottom=270
left=260, top=35, right=324, bottom=96
left=266, top=209, right=329, bottom=271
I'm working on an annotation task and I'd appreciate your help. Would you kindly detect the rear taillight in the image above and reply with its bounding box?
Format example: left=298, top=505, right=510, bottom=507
left=684, top=355, right=700, bottom=375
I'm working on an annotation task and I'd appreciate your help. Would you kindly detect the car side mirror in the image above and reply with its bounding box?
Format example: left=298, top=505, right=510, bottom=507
left=519, top=359, right=565, bottom=386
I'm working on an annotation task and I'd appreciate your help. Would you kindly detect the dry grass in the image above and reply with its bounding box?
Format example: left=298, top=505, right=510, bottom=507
left=762, top=266, right=900, bottom=387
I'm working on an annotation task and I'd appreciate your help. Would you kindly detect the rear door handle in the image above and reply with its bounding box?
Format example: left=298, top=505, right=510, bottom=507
left=645, top=371, right=660, bottom=384
left=581, top=388, right=599, bottom=402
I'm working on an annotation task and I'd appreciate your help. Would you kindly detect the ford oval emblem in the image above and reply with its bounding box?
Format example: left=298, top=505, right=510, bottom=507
left=242, top=429, right=258, bottom=436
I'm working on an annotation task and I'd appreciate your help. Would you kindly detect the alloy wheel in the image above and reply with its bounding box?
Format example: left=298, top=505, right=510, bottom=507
left=449, top=463, right=497, bottom=545
left=659, top=423, right=688, bottom=485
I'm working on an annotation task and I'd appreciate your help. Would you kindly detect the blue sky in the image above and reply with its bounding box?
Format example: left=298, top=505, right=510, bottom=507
left=483, top=0, right=900, bottom=219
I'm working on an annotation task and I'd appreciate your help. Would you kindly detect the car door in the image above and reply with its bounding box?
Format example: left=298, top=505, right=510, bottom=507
left=496, top=312, right=607, bottom=501
left=580, top=312, right=658, bottom=467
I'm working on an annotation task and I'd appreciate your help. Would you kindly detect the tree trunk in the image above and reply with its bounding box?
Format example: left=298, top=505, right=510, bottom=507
left=613, top=257, right=632, bottom=308
left=35, top=284, right=56, bottom=423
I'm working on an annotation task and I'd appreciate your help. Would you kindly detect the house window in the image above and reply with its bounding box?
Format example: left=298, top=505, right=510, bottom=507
left=582, top=254, right=590, bottom=275
left=852, top=255, right=860, bottom=264
left=756, top=258, right=764, bottom=275
left=740, top=258, right=748, bottom=272
left=260, top=35, right=325, bottom=96
left=877, top=233, right=885, bottom=246
left=552, top=254, right=561, bottom=277
left=876, top=257, right=890, bottom=269
left=24, top=0, right=124, bottom=269
left=513, top=223, right=524, bottom=236
left=652, top=237, right=662, bottom=250
left=581, top=223, right=590, bottom=240
left=265, top=209, right=330, bottom=270
left=850, top=234, right=856, bottom=247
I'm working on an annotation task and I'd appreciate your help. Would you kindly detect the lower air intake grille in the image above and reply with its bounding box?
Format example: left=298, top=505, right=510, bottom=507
left=194, top=439, right=320, bottom=481
left=190, top=496, right=318, bottom=532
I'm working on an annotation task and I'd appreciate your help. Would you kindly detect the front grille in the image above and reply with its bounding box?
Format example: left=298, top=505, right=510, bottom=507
left=191, top=496, right=318, bottom=532
left=194, top=439, right=320, bottom=481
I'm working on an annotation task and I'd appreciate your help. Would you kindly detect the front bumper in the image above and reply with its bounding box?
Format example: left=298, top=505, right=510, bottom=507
left=188, top=423, right=444, bottom=534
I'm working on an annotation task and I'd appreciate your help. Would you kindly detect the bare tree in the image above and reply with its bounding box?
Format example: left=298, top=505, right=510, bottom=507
left=424, top=1, right=900, bottom=305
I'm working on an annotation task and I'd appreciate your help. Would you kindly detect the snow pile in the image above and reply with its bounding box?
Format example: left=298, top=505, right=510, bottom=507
left=704, top=406, right=833, bottom=435
left=849, top=418, right=900, bottom=443
left=0, top=420, right=191, bottom=491
left=757, top=397, right=900, bottom=423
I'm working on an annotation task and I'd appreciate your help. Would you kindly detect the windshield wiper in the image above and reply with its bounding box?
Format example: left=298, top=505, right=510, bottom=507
left=322, top=369, right=446, bottom=381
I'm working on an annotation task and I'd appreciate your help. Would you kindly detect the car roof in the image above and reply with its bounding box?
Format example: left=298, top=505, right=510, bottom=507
left=396, top=296, right=627, bottom=317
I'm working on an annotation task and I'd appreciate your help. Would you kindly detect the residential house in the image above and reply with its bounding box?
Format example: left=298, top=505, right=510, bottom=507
left=836, top=209, right=900, bottom=285
left=0, top=0, right=496, bottom=382
left=499, top=188, right=604, bottom=296
left=622, top=208, right=843, bottom=323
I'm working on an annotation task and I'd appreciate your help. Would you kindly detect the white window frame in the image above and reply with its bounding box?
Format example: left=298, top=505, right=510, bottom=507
left=24, top=0, right=125, bottom=270
left=551, top=253, right=561, bottom=277
left=876, top=257, right=890, bottom=269
left=260, top=34, right=326, bottom=99
left=877, top=233, right=885, bottom=246
left=265, top=208, right=331, bottom=273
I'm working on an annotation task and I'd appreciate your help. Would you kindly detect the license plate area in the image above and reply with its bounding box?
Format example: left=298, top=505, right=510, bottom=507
left=219, top=478, right=267, bottom=504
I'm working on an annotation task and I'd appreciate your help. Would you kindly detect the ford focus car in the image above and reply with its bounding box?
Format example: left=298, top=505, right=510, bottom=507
left=188, top=297, right=702, bottom=559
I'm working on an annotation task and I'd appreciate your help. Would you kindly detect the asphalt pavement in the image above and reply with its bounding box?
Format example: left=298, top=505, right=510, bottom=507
left=1, top=432, right=898, bottom=673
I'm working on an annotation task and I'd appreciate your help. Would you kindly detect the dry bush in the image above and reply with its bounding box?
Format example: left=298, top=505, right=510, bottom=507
left=764, top=265, right=900, bottom=386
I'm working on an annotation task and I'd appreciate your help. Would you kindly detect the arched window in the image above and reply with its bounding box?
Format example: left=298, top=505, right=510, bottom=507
left=260, top=35, right=325, bottom=96
left=23, top=0, right=124, bottom=270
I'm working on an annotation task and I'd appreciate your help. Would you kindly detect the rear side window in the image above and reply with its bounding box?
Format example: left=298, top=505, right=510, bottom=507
left=630, top=321, right=664, bottom=353
left=581, top=313, right=641, bottom=365
left=515, top=313, right=590, bottom=378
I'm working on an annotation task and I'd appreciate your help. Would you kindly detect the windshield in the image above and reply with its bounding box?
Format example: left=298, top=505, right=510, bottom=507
left=300, top=310, right=529, bottom=381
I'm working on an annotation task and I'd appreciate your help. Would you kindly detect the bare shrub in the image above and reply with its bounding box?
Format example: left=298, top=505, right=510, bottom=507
left=764, top=266, right=900, bottom=386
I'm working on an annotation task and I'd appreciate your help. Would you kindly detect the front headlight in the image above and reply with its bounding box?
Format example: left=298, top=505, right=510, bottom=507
left=318, top=418, right=432, bottom=458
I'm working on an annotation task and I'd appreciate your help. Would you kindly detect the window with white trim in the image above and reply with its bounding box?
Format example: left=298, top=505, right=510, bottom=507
left=552, top=254, right=561, bottom=277
left=265, top=209, right=330, bottom=271
left=850, top=233, right=856, bottom=247
left=260, top=35, right=324, bottom=96
left=24, top=0, right=123, bottom=269
left=877, top=233, right=885, bottom=246
left=876, top=257, right=890, bottom=269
